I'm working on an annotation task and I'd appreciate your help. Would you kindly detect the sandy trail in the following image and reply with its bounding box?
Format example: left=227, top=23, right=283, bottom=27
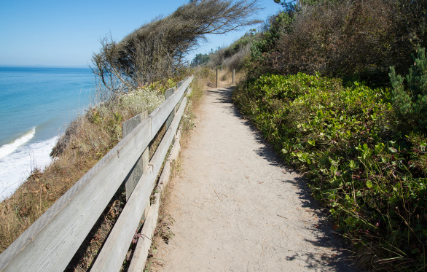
left=150, top=87, right=357, bottom=271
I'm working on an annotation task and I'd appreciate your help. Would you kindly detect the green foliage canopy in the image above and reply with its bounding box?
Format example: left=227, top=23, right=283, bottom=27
left=233, top=73, right=427, bottom=270
left=390, top=45, right=427, bottom=133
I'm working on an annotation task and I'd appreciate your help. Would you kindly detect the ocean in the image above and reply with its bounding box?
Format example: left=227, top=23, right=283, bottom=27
left=0, top=67, right=93, bottom=201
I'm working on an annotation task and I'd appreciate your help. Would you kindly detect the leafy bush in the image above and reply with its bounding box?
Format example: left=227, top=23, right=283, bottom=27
left=251, top=11, right=295, bottom=62
left=233, top=73, right=427, bottom=270
left=191, top=53, right=210, bottom=67
left=246, top=0, right=427, bottom=88
left=390, top=45, right=427, bottom=134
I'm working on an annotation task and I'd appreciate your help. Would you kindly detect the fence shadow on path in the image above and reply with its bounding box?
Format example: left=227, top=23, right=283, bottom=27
left=206, top=86, right=359, bottom=272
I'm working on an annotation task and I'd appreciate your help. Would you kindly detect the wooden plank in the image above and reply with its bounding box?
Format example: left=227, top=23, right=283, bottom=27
left=169, top=132, right=181, bottom=162
left=150, top=77, right=192, bottom=134
left=177, top=79, right=184, bottom=88
left=125, top=157, right=144, bottom=201
left=232, top=69, right=235, bottom=84
left=128, top=128, right=181, bottom=272
left=122, top=111, right=147, bottom=137
left=127, top=192, right=160, bottom=272
left=157, top=161, right=171, bottom=194
left=90, top=168, right=156, bottom=272
left=0, top=118, right=152, bottom=272
left=165, top=87, right=175, bottom=99
left=175, top=79, right=191, bottom=115
left=149, top=97, right=187, bottom=186
left=159, top=131, right=180, bottom=193
left=165, top=87, right=175, bottom=130
left=139, top=147, right=150, bottom=226
left=124, top=111, right=149, bottom=200
left=150, top=93, right=176, bottom=134
left=91, top=97, right=188, bottom=272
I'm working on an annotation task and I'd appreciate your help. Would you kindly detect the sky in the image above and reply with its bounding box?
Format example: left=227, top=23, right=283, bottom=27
left=0, top=0, right=282, bottom=68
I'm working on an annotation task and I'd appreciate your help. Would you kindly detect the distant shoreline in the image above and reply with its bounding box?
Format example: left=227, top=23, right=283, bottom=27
left=0, top=65, right=91, bottom=69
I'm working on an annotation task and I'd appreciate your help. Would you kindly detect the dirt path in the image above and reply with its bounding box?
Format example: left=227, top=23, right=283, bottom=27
left=150, top=86, right=357, bottom=271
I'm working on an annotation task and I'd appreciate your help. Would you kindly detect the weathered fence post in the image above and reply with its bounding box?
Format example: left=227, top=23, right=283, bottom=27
left=232, top=69, right=235, bottom=85
left=165, top=87, right=176, bottom=130
left=123, top=111, right=149, bottom=201
left=216, top=69, right=218, bottom=88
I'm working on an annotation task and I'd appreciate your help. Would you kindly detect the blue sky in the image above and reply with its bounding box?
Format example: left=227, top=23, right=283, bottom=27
left=0, top=0, right=282, bottom=68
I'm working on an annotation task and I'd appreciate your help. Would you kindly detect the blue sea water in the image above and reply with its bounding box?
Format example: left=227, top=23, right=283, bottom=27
left=0, top=67, right=93, bottom=200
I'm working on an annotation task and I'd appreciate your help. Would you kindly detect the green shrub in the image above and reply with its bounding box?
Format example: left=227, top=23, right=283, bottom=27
left=233, top=73, right=427, bottom=271
left=390, top=45, right=427, bottom=134
left=250, top=11, right=295, bottom=61
left=246, top=0, right=427, bottom=88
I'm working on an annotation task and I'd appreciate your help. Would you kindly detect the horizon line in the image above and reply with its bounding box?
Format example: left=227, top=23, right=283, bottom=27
left=0, top=64, right=91, bottom=69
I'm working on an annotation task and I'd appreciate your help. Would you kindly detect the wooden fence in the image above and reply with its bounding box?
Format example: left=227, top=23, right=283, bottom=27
left=0, top=76, right=194, bottom=272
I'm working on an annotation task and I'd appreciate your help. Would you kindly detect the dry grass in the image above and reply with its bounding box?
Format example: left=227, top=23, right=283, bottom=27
left=179, top=68, right=212, bottom=145
left=217, top=68, right=246, bottom=87
left=197, top=67, right=241, bottom=89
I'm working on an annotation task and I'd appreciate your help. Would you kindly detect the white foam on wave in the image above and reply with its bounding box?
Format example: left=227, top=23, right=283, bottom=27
left=0, top=127, right=36, bottom=160
left=0, top=135, right=59, bottom=201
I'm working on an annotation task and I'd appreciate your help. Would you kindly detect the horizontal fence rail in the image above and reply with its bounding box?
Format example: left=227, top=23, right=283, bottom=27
left=127, top=89, right=190, bottom=272
left=0, top=76, right=194, bottom=272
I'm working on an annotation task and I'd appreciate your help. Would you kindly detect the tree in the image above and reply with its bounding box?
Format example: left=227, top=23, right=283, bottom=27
left=389, top=45, right=427, bottom=133
left=191, top=53, right=210, bottom=66
left=92, top=0, right=261, bottom=96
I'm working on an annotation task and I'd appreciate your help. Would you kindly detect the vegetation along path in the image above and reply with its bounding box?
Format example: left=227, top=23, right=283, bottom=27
left=150, top=85, right=357, bottom=271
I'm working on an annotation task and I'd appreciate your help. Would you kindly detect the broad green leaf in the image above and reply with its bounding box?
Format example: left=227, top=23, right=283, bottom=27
left=388, top=147, right=397, bottom=153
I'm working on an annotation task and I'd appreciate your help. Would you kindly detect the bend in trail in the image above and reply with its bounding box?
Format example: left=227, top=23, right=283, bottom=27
left=151, top=86, right=357, bottom=271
